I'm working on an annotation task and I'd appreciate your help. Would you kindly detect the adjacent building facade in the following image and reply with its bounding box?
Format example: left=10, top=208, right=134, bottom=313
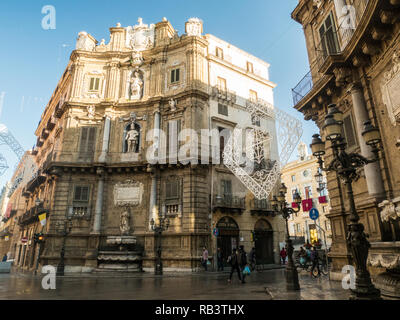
left=0, top=17, right=285, bottom=273
left=281, top=142, right=332, bottom=248
left=291, top=0, right=400, bottom=298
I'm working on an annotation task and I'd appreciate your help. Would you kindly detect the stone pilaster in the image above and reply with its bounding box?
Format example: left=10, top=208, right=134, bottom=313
left=92, top=167, right=105, bottom=234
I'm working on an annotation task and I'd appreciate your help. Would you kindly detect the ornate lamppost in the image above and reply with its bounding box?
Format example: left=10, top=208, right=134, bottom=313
left=310, top=103, right=382, bottom=300
left=271, top=183, right=302, bottom=291
left=150, top=216, right=170, bottom=275
left=56, top=217, right=73, bottom=276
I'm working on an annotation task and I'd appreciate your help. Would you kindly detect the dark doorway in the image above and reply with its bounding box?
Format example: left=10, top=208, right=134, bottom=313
left=216, top=216, right=239, bottom=267
left=254, top=219, right=274, bottom=265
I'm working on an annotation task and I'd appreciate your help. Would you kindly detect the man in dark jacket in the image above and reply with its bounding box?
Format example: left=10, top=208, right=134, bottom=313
left=239, top=246, right=247, bottom=284
left=217, top=247, right=224, bottom=271
left=310, top=247, right=320, bottom=276
left=228, top=249, right=242, bottom=283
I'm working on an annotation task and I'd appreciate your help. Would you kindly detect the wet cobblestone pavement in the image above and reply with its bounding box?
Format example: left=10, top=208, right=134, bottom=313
left=0, top=268, right=349, bottom=300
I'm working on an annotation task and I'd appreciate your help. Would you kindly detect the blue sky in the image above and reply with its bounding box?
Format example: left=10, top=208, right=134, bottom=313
left=0, top=0, right=317, bottom=188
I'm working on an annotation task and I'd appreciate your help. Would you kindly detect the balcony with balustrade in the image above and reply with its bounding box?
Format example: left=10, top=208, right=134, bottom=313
left=213, top=194, right=246, bottom=214
left=291, top=0, right=373, bottom=109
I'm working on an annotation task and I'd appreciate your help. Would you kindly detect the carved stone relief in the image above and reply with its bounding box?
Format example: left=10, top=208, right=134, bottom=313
left=125, top=18, right=155, bottom=51
left=76, top=31, right=96, bottom=51
left=113, top=180, right=144, bottom=207
left=381, top=49, right=400, bottom=126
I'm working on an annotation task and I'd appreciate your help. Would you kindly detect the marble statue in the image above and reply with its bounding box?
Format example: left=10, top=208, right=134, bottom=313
left=169, top=98, right=177, bottom=111
left=125, top=123, right=139, bottom=153
left=130, top=70, right=143, bottom=100
left=120, top=210, right=131, bottom=235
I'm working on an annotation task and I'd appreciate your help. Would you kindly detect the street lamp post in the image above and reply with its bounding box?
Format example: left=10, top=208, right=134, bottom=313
left=56, top=217, right=73, bottom=276
left=310, top=103, right=382, bottom=300
left=271, top=183, right=302, bottom=291
left=150, top=216, right=170, bottom=275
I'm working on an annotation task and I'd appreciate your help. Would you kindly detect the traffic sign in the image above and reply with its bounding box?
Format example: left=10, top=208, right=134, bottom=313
left=309, top=208, right=319, bottom=220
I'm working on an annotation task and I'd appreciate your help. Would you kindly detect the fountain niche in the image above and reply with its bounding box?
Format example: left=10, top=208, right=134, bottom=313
left=96, top=210, right=143, bottom=272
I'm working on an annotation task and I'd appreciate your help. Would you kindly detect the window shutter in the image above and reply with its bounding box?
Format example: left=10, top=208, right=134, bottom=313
left=88, top=127, right=96, bottom=152
left=79, top=127, right=89, bottom=153
left=95, top=78, right=100, bottom=91
left=81, top=186, right=89, bottom=201
left=343, top=115, right=357, bottom=148
left=74, top=186, right=82, bottom=201
left=89, top=78, right=94, bottom=91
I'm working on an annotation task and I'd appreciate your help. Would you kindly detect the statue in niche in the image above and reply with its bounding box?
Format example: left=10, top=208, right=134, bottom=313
left=120, top=112, right=146, bottom=153
left=120, top=210, right=131, bottom=235
left=129, top=70, right=143, bottom=100
left=125, top=122, right=140, bottom=153
left=169, top=98, right=177, bottom=111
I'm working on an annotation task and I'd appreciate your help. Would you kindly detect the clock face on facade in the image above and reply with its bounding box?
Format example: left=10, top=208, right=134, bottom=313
left=303, top=170, right=309, bottom=177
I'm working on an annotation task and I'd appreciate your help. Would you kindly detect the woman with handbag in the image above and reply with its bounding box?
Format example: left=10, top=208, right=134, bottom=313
left=201, top=247, right=209, bottom=271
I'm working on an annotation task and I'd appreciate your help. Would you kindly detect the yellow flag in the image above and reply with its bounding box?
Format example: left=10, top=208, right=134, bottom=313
left=38, top=213, right=47, bottom=226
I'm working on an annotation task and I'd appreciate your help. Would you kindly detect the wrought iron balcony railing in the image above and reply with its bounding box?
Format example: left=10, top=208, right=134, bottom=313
left=292, top=70, right=313, bottom=106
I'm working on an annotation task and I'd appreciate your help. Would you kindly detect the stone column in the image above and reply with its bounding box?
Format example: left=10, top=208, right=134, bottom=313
left=148, top=174, right=157, bottom=231
left=92, top=168, right=105, bottom=234
left=99, top=116, right=111, bottom=163
left=154, top=110, right=161, bottom=157
left=349, top=84, right=385, bottom=198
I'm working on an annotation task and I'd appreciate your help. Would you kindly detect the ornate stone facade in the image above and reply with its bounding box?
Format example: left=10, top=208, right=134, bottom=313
left=0, top=17, right=285, bottom=274
left=292, top=0, right=400, bottom=298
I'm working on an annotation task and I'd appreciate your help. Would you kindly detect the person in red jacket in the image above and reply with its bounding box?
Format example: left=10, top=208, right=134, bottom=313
left=280, top=247, right=287, bottom=265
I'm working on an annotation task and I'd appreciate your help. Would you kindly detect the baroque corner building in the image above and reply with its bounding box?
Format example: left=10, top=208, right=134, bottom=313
left=9, top=17, right=286, bottom=273
left=292, top=0, right=400, bottom=298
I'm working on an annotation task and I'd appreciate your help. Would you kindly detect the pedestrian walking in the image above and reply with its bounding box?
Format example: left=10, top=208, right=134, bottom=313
left=310, top=246, right=320, bottom=276
left=238, top=245, right=247, bottom=284
left=280, top=247, right=287, bottom=265
left=217, top=247, right=224, bottom=271
left=201, top=247, right=209, bottom=271
left=227, top=249, right=242, bottom=283
left=298, top=247, right=307, bottom=267
left=249, top=247, right=256, bottom=271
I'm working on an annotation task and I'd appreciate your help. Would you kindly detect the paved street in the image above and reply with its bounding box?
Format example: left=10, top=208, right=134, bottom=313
left=0, top=268, right=349, bottom=300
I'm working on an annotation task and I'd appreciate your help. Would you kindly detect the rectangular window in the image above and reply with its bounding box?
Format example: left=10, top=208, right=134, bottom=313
left=319, top=12, right=340, bottom=58
left=171, top=68, right=180, bottom=84
left=166, top=180, right=180, bottom=199
left=291, top=175, right=296, bottom=182
left=221, top=180, right=232, bottom=196
left=71, top=185, right=90, bottom=218
left=218, top=103, right=228, bottom=116
left=89, top=77, right=100, bottom=91
left=216, top=47, right=224, bottom=59
left=217, top=77, right=227, bottom=91
left=343, top=114, right=357, bottom=149
left=249, top=90, right=258, bottom=102
left=79, top=127, right=97, bottom=159
left=218, top=127, right=230, bottom=163
left=247, top=61, right=254, bottom=73
left=73, top=186, right=90, bottom=202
